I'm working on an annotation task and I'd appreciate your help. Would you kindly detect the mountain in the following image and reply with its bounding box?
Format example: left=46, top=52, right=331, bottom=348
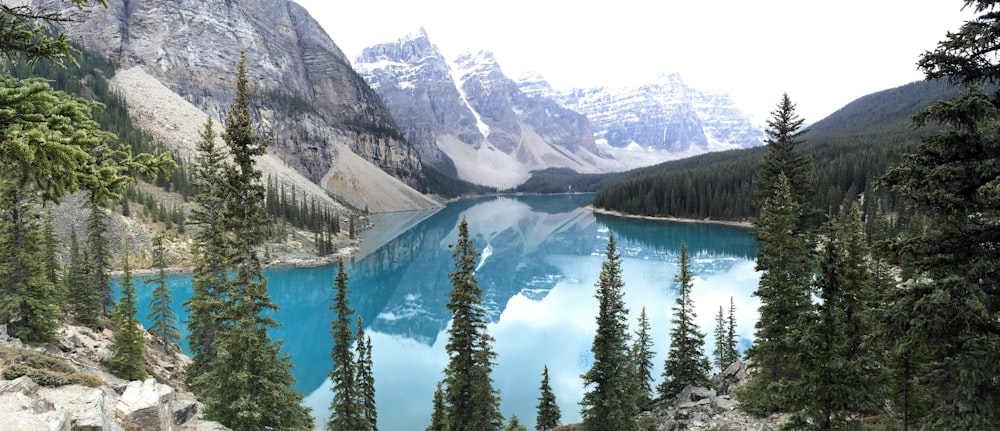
left=355, top=30, right=763, bottom=189
left=33, top=0, right=440, bottom=212
left=589, top=79, right=960, bottom=221
left=356, top=29, right=629, bottom=189
left=548, top=73, right=764, bottom=153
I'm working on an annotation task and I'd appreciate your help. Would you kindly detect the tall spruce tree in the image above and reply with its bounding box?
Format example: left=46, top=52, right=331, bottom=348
left=630, top=307, right=655, bottom=411
left=659, top=242, right=711, bottom=399
left=580, top=233, right=638, bottom=431
left=0, top=173, right=60, bottom=342
left=184, top=115, right=231, bottom=380
left=724, top=297, right=738, bottom=367
left=109, top=244, right=146, bottom=380
left=793, top=204, right=879, bottom=430
left=753, top=93, right=815, bottom=210
left=66, top=226, right=99, bottom=327
left=190, top=53, right=312, bottom=431
left=713, top=306, right=727, bottom=371
left=146, top=234, right=179, bottom=353
left=442, top=217, right=502, bottom=431
left=536, top=365, right=561, bottom=431
left=738, top=174, right=815, bottom=414
left=878, top=6, right=1000, bottom=422
left=328, top=258, right=363, bottom=430
left=356, top=317, right=377, bottom=431
left=84, top=197, right=113, bottom=317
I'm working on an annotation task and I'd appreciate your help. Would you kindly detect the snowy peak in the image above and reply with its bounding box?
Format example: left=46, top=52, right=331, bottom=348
left=553, top=74, right=763, bottom=152
left=356, top=34, right=607, bottom=189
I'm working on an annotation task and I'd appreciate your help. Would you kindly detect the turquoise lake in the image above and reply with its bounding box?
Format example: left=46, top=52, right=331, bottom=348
left=123, top=194, right=761, bottom=430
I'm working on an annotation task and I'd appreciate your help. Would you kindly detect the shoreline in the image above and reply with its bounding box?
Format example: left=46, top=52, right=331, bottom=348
left=588, top=205, right=754, bottom=228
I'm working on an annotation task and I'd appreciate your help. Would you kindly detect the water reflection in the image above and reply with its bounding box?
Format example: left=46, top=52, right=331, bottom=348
left=124, top=194, right=760, bottom=430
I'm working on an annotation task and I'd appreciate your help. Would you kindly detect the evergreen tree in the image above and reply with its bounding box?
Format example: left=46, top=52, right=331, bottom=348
left=190, top=53, right=313, bottom=431
left=713, top=306, right=727, bottom=371
left=737, top=174, right=815, bottom=415
left=658, top=242, right=711, bottom=399
left=630, top=307, right=655, bottom=411
left=184, top=115, right=231, bottom=380
left=109, top=244, right=146, bottom=380
left=41, top=212, right=61, bottom=289
left=0, top=174, right=60, bottom=342
left=328, top=258, right=363, bottom=430
left=442, top=217, right=502, bottom=431
left=504, top=414, right=527, bottom=431
left=882, top=79, right=1000, bottom=430
left=786, top=205, right=878, bottom=431
left=145, top=234, right=179, bottom=353
left=427, top=382, right=449, bottom=431
left=536, top=365, right=561, bottom=431
left=357, top=316, right=378, bottom=431
left=66, top=226, right=99, bottom=327
left=84, top=197, right=113, bottom=317
left=580, top=233, right=638, bottom=431
left=741, top=93, right=820, bottom=415
left=753, top=93, right=815, bottom=210
left=724, top=297, right=738, bottom=367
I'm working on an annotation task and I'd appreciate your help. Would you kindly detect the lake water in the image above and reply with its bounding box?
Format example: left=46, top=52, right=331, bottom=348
left=124, top=194, right=761, bottom=430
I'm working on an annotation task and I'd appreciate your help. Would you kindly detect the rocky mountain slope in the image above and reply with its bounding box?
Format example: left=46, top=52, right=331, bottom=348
left=539, top=73, right=764, bottom=154
left=33, top=0, right=439, bottom=212
left=355, top=29, right=622, bottom=189
left=355, top=30, right=763, bottom=189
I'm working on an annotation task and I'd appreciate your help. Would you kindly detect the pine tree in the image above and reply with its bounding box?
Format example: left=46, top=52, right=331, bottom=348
left=356, top=316, right=378, bottom=431
left=442, top=217, right=502, bottom=431
left=881, top=87, right=1000, bottom=430
left=66, top=226, right=99, bottom=328
left=328, top=258, right=363, bottom=430
left=737, top=174, right=815, bottom=415
left=536, top=365, right=560, bottom=431
left=109, top=244, right=146, bottom=381
left=85, top=197, right=113, bottom=317
left=0, top=174, right=60, bottom=342
left=580, top=233, right=638, bottom=431
left=427, top=382, right=449, bottom=431
left=786, top=205, right=878, bottom=430
left=504, top=414, right=527, bottom=431
left=713, top=306, right=727, bottom=371
left=631, top=307, right=655, bottom=411
left=658, top=242, right=711, bottom=400
left=753, top=93, right=815, bottom=210
left=724, top=297, right=739, bottom=367
left=184, top=115, right=231, bottom=379
left=190, top=52, right=313, bottom=431
left=41, top=212, right=61, bottom=290
left=145, top=234, right=179, bottom=353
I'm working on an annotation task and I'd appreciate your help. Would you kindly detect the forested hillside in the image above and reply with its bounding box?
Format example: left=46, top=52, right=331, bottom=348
left=570, top=79, right=960, bottom=221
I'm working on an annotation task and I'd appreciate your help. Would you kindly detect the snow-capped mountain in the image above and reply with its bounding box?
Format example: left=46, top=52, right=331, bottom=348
left=355, top=30, right=763, bottom=189
left=356, top=29, right=621, bottom=189
left=543, top=73, right=764, bottom=153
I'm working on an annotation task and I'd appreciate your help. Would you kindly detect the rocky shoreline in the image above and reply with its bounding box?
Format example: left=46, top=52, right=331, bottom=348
left=588, top=205, right=754, bottom=228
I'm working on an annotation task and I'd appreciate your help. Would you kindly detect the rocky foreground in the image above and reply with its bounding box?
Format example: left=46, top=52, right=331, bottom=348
left=0, top=323, right=227, bottom=431
left=2, top=320, right=786, bottom=431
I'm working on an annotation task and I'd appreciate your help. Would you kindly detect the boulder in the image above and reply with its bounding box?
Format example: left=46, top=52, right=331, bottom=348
left=74, top=388, right=110, bottom=431
left=171, top=399, right=198, bottom=425
left=0, top=376, right=40, bottom=395
left=116, top=378, right=174, bottom=431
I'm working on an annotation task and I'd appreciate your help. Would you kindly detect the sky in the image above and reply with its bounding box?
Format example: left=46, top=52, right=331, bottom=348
left=293, top=0, right=976, bottom=123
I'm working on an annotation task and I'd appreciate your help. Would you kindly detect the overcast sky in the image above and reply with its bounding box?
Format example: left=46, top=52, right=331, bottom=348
left=293, top=0, right=975, bottom=123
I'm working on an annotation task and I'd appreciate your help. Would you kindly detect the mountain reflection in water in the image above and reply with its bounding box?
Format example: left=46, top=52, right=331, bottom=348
left=124, top=194, right=760, bottom=430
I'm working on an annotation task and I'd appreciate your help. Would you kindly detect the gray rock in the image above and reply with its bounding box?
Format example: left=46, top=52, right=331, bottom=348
left=0, top=376, right=40, bottom=395
left=171, top=399, right=199, bottom=425
left=74, top=389, right=110, bottom=431
left=116, top=379, right=174, bottom=431
left=38, top=0, right=425, bottom=194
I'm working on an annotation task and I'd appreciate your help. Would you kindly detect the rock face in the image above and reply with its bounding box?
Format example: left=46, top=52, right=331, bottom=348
left=33, top=0, right=425, bottom=191
left=355, top=29, right=615, bottom=189
left=552, top=73, right=764, bottom=154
